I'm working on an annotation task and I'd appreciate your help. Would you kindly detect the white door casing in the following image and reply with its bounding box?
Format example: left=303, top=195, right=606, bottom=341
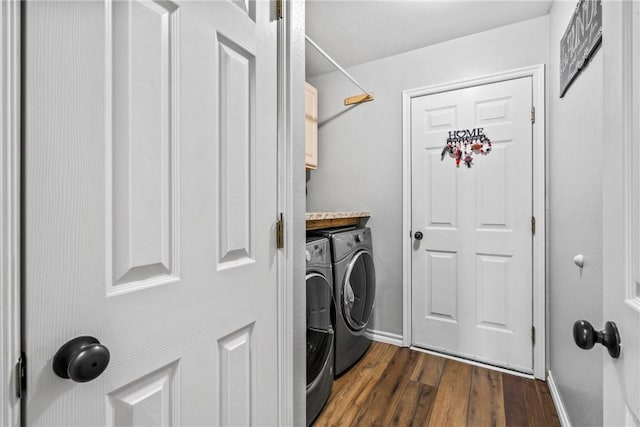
left=275, top=0, right=306, bottom=424
left=602, top=1, right=640, bottom=425
left=402, top=65, right=546, bottom=379
left=23, top=1, right=282, bottom=425
left=0, top=1, right=22, bottom=425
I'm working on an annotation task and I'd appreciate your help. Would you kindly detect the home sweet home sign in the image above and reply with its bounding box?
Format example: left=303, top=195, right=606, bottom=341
left=441, top=128, right=492, bottom=168
left=559, top=0, right=602, bottom=97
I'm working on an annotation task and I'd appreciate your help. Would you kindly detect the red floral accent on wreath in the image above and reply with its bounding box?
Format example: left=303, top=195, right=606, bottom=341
left=441, top=129, right=492, bottom=168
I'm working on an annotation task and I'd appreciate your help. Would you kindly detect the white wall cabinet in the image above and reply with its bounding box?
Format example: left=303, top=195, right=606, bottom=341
left=305, top=82, right=318, bottom=169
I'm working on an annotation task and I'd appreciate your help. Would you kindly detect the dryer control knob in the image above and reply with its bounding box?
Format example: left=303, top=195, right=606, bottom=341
left=305, top=250, right=311, bottom=262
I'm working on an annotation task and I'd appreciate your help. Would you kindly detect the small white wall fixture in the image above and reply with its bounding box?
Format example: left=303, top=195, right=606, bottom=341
left=402, top=64, right=546, bottom=379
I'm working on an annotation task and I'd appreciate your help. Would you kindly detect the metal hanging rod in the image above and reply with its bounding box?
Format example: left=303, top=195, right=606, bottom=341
left=305, top=35, right=374, bottom=105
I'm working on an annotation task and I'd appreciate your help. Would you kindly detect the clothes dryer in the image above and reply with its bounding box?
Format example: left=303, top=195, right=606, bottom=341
left=305, top=237, right=334, bottom=426
left=314, top=227, right=376, bottom=376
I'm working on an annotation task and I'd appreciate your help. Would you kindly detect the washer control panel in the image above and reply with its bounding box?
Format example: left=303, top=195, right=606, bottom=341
left=305, top=237, right=330, bottom=266
left=332, top=227, right=372, bottom=261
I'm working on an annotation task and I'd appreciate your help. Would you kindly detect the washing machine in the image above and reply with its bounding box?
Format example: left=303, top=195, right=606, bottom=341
left=306, top=236, right=334, bottom=426
left=315, top=227, right=376, bottom=376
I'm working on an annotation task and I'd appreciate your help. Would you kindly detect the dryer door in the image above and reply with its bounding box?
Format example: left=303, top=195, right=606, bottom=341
left=306, top=273, right=333, bottom=387
left=342, top=250, right=376, bottom=333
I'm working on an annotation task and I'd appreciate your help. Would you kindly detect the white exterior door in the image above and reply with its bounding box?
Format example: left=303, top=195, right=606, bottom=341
left=411, top=77, right=534, bottom=373
left=23, top=1, right=279, bottom=425
left=602, top=1, right=640, bottom=425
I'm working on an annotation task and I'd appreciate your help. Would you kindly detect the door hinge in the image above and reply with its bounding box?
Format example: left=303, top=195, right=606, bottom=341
left=532, top=326, right=536, bottom=345
left=531, top=106, right=536, bottom=124
left=15, top=352, right=26, bottom=399
left=531, top=216, right=536, bottom=236
left=276, top=0, right=283, bottom=19
left=276, top=213, right=284, bottom=249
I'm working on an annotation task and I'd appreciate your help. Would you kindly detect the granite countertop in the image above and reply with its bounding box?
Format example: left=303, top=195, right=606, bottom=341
left=306, top=211, right=371, bottom=220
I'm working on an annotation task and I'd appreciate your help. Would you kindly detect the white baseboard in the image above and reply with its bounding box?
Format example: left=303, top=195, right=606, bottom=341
left=365, top=329, right=403, bottom=346
left=547, top=371, right=572, bottom=427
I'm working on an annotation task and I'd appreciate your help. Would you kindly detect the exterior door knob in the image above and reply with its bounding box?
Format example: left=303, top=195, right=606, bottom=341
left=573, top=320, right=621, bottom=359
left=53, top=336, right=110, bottom=382
left=414, top=231, right=423, bottom=240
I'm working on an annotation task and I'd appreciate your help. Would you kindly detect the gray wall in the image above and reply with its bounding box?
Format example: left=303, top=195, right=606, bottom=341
left=307, top=15, right=549, bottom=336
left=547, top=1, right=603, bottom=425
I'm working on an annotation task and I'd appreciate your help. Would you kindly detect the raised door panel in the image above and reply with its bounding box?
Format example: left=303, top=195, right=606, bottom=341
left=424, top=251, right=458, bottom=323
left=425, top=148, right=457, bottom=229
left=107, top=361, right=180, bottom=427
left=216, top=33, right=256, bottom=271
left=229, top=0, right=255, bottom=20
left=423, top=106, right=456, bottom=134
left=109, top=0, right=180, bottom=295
left=476, top=145, right=509, bottom=229
left=475, top=254, right=511, bottom=332
left=412, top=102, right=459, bottom=233
left=218, top=324, right=255, bottom=426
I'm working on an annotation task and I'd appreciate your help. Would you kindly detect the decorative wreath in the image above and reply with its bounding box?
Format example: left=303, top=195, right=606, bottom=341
left=441, top=129, right=492, bottom=168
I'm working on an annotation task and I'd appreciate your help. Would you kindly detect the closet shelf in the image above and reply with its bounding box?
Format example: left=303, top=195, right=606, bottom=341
left=305, top=35, right=374, bottom=106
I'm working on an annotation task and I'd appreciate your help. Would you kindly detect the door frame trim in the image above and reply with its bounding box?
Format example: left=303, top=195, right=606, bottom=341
left=401, top=64, right=546, bottom=379
left=0, top=0, right=21, bottom=425
left=277, top=0, right=305, bottom=424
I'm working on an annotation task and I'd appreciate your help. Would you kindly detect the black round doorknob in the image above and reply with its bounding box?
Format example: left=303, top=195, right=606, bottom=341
left=573, top=320, right=621, bottom=359
left=414, top=231, right=423, bottom=240
left=52, top=336, right=110, bottom=383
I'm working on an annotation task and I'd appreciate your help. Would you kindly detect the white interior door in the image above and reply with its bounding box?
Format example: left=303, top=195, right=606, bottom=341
left=411, top=77, right=534, bottom=373
left=602, top=1, right=640, bottom=425
left=23, top=1, right=279, bottom=425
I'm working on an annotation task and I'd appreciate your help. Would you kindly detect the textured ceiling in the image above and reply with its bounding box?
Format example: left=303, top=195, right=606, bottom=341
left=306, top=0, right=552, bottom=78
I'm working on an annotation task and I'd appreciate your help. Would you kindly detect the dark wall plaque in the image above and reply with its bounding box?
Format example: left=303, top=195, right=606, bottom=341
left=559, top=0, right=602, bottom=98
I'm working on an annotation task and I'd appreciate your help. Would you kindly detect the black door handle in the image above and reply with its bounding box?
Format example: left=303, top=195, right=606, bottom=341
left=53, top=336, right=110, bottom=382
left=573, top=320, right=621, bottom=358
left=414, top=231, right=423, bottom=240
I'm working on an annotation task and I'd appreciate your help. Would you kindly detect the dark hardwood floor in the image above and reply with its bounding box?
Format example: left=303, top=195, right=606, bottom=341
left=314, top=342, right=560, bottom=427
